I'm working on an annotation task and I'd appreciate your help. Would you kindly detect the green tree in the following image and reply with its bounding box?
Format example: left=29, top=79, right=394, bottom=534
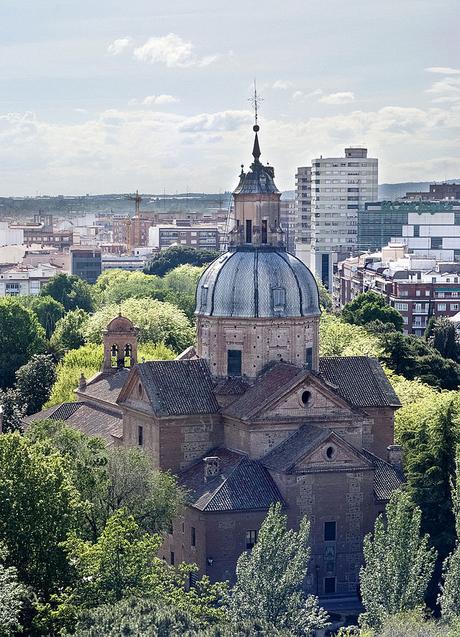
left=58, top=510, right=227, bottom=632
left=315, top=277, right=333, bottom=313
left=40, top=273, right=94, bottom=313
left=50, top=308, right=88, bottom=353
left=359, top=490, right=436, bottom=630
left=163, top=264, right=205, bottom=320
left=439, top=451, right=460, bottom=624
left=0, top=432, right=81, bottom=596
left=342, top=291, right=404, bottom=331
left=0, top=544, right=27, bottom=637
left=230, top=503, right=328, bottom=636
left=20, top=294, right=65, bottom=340
left=0, top=298, right=46, bottom=389
left=47, top=342, right=175, bottom=406
left=0, top=388, right=25, bottom=432
left=145, top=246, right=219, bottom=277
left=396, top=394, right=460, bottom=560
left=93, top=269, right=165, bottom=307
left=26, top=422, right=185, bottom=542
left=429, top=318, right=459, bottom=361
left=15, top=353, right=56, bottom=415
left=84, top=297, right=194, bottom=352
left=319, top=315, right=381, bottom=358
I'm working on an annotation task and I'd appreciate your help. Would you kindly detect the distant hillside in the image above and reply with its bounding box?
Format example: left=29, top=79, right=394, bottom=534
left=378, top=179, right=460, bottom=201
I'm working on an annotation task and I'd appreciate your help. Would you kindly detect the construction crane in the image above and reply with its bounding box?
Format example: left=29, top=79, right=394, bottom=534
left=124, top=190, right=142, bottom=254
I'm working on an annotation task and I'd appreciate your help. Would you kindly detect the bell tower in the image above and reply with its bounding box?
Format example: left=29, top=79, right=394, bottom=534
left=102, top=314, right=138, bottom=373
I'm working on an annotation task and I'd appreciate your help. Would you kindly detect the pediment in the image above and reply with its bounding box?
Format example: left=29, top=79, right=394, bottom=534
left=292, top=432, right=372, bottom=474
left=255, top=372, right=355, bottom=421
left=116, top=367, right=152, bottom=410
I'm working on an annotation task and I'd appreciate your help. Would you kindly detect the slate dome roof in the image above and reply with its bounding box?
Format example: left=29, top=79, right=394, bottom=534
left=195, top=247, right=320, bottom=318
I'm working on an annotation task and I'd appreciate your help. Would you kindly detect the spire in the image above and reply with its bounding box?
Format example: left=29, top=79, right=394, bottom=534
left=252, top=125, right=261, bottom=162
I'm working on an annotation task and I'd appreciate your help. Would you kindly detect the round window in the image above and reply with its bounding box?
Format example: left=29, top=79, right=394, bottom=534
left=301, top=390, right=311, bottom=406
left=325, top=445, right=336, bottom=460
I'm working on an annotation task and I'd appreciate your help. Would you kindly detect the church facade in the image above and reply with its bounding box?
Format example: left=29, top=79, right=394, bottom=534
left=27, top=124, right=402, bottom=614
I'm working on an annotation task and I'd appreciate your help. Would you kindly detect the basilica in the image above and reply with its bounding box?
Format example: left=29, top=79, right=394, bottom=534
left=27, top=124, right=403, bottom=614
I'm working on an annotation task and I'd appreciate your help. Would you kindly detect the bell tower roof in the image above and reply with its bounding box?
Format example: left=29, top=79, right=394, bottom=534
left=233, top=124, right=280, bottom=196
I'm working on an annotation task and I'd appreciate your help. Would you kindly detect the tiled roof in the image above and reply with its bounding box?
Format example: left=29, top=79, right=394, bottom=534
left=136, top=359, right=220, bottom=416
left=24, top=402, right=122, bottom=445
left=223, top=363, right=302, bottom=420
left=81, top=369, right=130, bottom=406
left=319, top=357, right=401, bottom=408
left=361, top=449, right=405, bottom=501
left=180, top=449, right=284, bottom=512
left=261, top=425, right=329, bottom=472
left=214, top=377, right=250, bottom=396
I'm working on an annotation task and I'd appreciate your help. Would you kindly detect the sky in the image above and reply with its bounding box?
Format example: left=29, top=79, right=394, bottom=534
left=0, top=0, right=459, bottom=196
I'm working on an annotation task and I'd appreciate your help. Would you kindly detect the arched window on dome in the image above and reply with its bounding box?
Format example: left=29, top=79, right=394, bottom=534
left=110, top=344, right=118, bottom=368
left=124, top=343, right=132, bottom=367
left=272, top=287, right=286, bottom=313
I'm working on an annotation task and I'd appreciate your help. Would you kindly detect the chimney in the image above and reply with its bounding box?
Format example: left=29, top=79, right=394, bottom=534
left=203, top=456, right=221, bottom=482
left=387, top=445, right=403, bottom=469
left=79, top=372, right=87, bottom=391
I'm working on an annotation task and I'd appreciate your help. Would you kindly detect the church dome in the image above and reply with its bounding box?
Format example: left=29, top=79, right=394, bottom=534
left=104, top=314, right=137, bottom=334
left=196, top=246, right=320, bottom=318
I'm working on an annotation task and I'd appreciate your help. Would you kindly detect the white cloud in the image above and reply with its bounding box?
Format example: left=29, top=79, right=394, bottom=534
left=179, top=110, right=251, bottom=132
left=425, top=67, right=460, bottom=75
left=319, top=91, right=355, bottom=104
left=133, top=33, right=217, bottom=68
left=426, top=77, right=460, bottom=103
left=143, top=94, right=179, bottom=105
left=1, top=102, right=459, bottom=195
left=292, top=89, right=322, bottom=101
left=107, top=37, right=132, bottom=55
left=272, top=80, right=293, bottom=90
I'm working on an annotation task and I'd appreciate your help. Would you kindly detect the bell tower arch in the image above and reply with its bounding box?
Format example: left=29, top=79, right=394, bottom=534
left=102, top=314, right=138, bottom=372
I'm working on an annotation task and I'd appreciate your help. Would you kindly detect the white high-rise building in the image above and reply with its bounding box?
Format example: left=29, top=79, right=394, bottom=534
left=294, top=166, right=312, bottom=266
left=296, top=148, right=378, bottom=288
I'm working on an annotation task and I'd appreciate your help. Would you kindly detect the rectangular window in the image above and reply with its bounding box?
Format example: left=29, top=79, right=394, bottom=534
left=246, top=530, right=258, bottom=549
left=138, top=425, right=143, bottom=447
left=431, top=237, right=443, bottom=249
left=191, top=526, right=196, bottom=547
left=451, top=304, right=459, bottom=311
left=272, top=287, right=286, bottom=311
left=261, top=219, right=268, bottom=244
left=438, top=303, right=447, bottom=311
left=416, top=290, right=421, bottom=297
left=227, top=350, right=242, bottom=376
left=170, top=551, right=175, bottom=565
left=395, top=302, right=408, bottom=311
left=245, top=219, right=252, bottom=244
left=324, top=521, right=336, bottom=542
left=306, top=347, right=313, bottom=370
left=324, top=577, right=336, bottom=594
left=413, top=225, right=420, bottom=237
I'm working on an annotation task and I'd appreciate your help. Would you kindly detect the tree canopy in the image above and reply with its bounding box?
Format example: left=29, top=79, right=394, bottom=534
left=145, top=246, right=218, bottom=277
left=342, top=291, right=404, bottom=332
left=84, top=297, right=195, bottom=352
left=40, top=273, right=94, bottom=313
left=0, top=298, right=45, bottom=389
left=20, top=294, right=65, bottom=340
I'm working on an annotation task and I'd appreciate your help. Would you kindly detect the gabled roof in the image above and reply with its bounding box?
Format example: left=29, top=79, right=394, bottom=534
left=180, top=449, right=284, bottom=512
left=361, top=449, right=405, bottom=501
left=79, top=368, right=129, bottom=406
left=223, top=362, right=302, bottom=420
left=319, top=357, right=401, bottom=408
left=24, top=402, right=122, bottom=445
left=132, top=359, right=220, bottom=417
left=214, top=377, right=250, bottom=396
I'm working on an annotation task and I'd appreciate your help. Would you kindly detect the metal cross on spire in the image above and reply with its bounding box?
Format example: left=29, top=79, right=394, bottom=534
left=248, top=79, right=263, bottom=128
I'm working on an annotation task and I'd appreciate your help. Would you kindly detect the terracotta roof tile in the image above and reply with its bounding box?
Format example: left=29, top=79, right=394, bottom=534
left=319, top=357, right=401, bottom=408
left=137, top=359, right=220, bottom=416
left=180, top=449, right=284, bottom=512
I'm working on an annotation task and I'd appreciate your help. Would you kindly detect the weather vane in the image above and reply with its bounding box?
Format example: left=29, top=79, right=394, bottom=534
left=248, top=79, right=263, bottom=129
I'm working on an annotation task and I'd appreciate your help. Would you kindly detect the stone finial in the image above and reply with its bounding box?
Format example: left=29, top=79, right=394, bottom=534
left=387, top=444, right=403, bottom=468
left=79, top=372, right=87, bottom=391
left=203, top=456, right=221, bottom=482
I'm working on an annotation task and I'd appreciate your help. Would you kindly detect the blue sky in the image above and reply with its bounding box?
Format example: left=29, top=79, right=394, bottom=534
left=0, top=0, right=459, bottom=195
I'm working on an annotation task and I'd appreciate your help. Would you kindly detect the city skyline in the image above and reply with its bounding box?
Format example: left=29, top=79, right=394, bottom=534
left=0, top=0, right=459, bottom=196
